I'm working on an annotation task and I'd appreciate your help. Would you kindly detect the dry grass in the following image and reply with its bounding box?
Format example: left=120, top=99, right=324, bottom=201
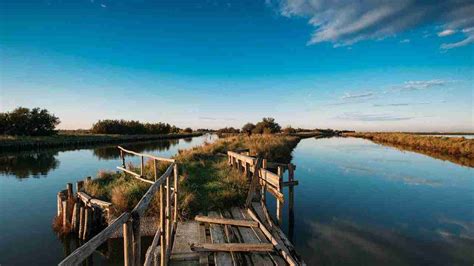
left=346, top=132, right=474, bottom=167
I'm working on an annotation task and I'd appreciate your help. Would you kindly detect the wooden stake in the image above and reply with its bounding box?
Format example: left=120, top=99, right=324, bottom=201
left=66, top=183, right=73, bottom=199
left=123, top=220, right=133, bottom=266
left=62, top=200, right=68, bottom=228
left=166, top=175, right=171, bottom=248
left=76, top=181, right=84, bottom=192
left=83, top=208, right=91, bottom=240
left=71, top=202, right=79, bottom=232
left=160, top=183, right=166, bottom=266
left=78, top=206, right=84, bottom=238
left=132, top=214, right=141, bottom=266
left=173, top=163, right=178, bottom=223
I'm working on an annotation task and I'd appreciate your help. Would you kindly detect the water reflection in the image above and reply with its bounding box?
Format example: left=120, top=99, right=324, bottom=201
left=0, top=150, right=60, bottom=178
left=92, top=139, right=178, bottom=160
left=301, top=218, right=474, bottom=265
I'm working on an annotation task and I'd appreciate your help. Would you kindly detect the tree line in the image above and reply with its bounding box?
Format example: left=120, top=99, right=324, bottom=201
left=90, top=119, right=191, bottom=135
left=0, top=107, right=60, bottom=136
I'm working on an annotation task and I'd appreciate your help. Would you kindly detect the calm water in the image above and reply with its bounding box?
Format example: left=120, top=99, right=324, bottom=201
left=0, top=134, right=217, bottom=265
left=1, top=135, right=473, bottom=265
left=273, top=137, right=474, bottom=265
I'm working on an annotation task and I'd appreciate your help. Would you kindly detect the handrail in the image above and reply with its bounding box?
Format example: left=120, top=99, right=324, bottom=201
left=118, top=146, right=175, bottom=163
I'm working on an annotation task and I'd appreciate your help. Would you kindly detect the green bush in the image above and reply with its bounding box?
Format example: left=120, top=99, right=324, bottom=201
left=0, top=107, right=60, bottom=136
left=91, top=119, right=180, bottom=135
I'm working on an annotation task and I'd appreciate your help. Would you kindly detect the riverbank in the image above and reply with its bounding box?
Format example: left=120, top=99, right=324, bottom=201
left=344, top=132, right=474, bottom=167
left=80, top=134, right=300, bottom=220
left=0, top=132, right=203, bottom=151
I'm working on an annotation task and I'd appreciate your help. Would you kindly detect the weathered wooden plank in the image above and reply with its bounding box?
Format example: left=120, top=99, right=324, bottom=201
left=170, top=222, right=201, bottom=262
left=118, top=146, right=175, bottom=163
left=230, top=208, right=274, bottom=266
left=117, top=166, right=155, bottom=184
left=123, top=220, right=133, bottom=266
left=259, top=169, right=280, bottom=188
left=77, top=191, right=112, bottom=208
left=199, top=221, right=209, bottom=265
left=245, top=158, right=262, bottom=207
left=59, top=212, right=131, bottom=266
left=208, top=212, right=233, bottom=265
left=191, top=243, right=274, bottom=252
left=227, top=151, right=255, bottom=165
left=194, top=215, right=258, bottom=228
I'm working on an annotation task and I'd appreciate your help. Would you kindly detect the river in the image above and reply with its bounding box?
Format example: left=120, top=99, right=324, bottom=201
left=0, top=135, right=472, bottom=265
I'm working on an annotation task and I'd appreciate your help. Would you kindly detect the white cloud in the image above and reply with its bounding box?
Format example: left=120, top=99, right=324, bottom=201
left=400, top=39, right=410, bottom=43
left=341, top=92, right=374, bottom=100
left=395, top=79, right=448, bottom=91
left=269, top=0, right=474, bottom=49
left=336, top=112, right=415, bottom=121
left=438, top=29, right=456, bottom=37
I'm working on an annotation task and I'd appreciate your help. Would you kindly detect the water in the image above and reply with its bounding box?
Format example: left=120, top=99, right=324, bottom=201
left=1, top=135, right=473, bottom=265
left=0, top=134, right=217, bottom=265
left=274, top=137, right=474, bottom=265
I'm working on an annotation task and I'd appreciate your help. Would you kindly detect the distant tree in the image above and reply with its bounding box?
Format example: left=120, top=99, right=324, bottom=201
left=217, top=127, right=240, bottom=134
left=282, top=126, right=296, bottom=134
left=183, top=127, right=193, bottom=133
left=91, top=119, right=181, bottom=135
left=242, top=123, right=256, bottom=135
left=252, top=117, right=281, bottom=134
left=0, top=107, right=60, bottom=136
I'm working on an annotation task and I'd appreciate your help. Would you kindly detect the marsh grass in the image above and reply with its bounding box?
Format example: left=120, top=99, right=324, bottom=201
left=346, top=132, right=474, bottom=167
left=83, top=134, right=300, bottom=219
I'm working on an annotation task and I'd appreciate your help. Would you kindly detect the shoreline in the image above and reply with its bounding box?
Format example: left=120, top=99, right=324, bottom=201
left=0, top=132, right=203, bottom=152
left=344, top=132, right=474, bottom=167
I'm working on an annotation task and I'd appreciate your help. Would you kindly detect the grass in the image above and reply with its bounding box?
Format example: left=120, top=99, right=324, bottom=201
left=82, top=134, right=300, bottom=219
left=0, top=132, right=202, bottom=151
left=345, top=132, right=474, bottom=167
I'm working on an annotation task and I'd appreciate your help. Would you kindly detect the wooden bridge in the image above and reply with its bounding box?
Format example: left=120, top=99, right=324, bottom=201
left=58, top=147, right=304, bottom=266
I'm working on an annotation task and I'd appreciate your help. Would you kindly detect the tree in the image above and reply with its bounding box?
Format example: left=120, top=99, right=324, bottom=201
left=0, top=107, right=60, bottom=136
left=242, top=123, right=256, bottom=135
left=282, top=126, right=296, bottom=134
left=183, top=127, right=193, bottom=133
left=252, top=117, right=281, bottom=134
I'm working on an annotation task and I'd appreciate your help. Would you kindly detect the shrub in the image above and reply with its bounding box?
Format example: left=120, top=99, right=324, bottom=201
left=242, top=123, right=256, bottom=135
left=0, top=107, right=60, bottom=136
left=252, top=117, right=281, bottom=134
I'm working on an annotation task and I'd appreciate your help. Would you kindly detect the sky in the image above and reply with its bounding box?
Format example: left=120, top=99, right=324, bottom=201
left=0, top=0, right=473, bottom=131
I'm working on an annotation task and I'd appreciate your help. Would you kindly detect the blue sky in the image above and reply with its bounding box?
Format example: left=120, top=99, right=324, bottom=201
left=1, top=0, right=473, bottom=131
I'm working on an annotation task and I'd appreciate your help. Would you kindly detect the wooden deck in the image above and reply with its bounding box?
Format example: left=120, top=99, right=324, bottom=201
left=168, top=204, right=301, bottom=265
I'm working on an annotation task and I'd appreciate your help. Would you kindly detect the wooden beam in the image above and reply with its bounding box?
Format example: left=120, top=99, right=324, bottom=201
left=116, top=166, right=154, bottom=184
left=194, top=215, right=258, bottom=228
left=191, top=243, right=274, bottom=252
left=59, top=212, right=131, bottom=266
left=144, top=228, right=162, bottom=266
left=245, top=158, right=262, bottom=207
left=118, top=146, right=175, bottom=163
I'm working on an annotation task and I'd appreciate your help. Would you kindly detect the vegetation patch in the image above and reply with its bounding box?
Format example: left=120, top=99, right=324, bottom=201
left=83, top=134, right=300, bottom=219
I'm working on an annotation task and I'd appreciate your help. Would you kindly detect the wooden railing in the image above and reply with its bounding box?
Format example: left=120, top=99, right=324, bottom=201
left=59, top=146, right=179, bottom=266
left=227, top=150, right=298, bottom=225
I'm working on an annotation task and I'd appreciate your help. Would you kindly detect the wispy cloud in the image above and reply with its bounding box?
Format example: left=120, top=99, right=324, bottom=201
left=400, top=39, right=410, bottom=43
left=199, top=116, right=237, bottom=121
left=372, top=102, right=431, bottom=107
left=438, top=29, right=456, bottom=37
left=336, top=112, right=415, bottom=121
left=341, top=92, right=374, bottom=100
left=268, top=0, right=474, bottom=49
left=393, top=79, right=448, bottom=92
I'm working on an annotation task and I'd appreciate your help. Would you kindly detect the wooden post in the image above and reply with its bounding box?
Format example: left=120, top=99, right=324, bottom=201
left=83, top=207, right=91, bottom=240
left=245, top=162, right=250, bottom=179
left=166, top=174, right=171, bottom=248
left=132, top=214, right=141, bottom=266
left=57, top=192, right=63, bottom=216
left=121, top=150, right=126, bottom=167
left=62, top=201, right=68, bottom=228
left=78, top=206, right=84, bottom=238
left=288, top=164, right=295, bottom=241
left=237, top=159, right=242, bottom=173
left=154, top=159, right=158, bottom=182
left=66, top=183, right=73, bottom=199
left=71, top=201, right=79, bottom=232
left=276, top=166, right=283, bottom=226
left=262, top=159, right=267, bottom=169
left=76, top=181, right=84, bottom=192
left=141, top=156, right=144, bottom=176
left=123, top=220, right=133, bottom=266
left=173, top=163, right=178, bottom=224
left=160, top=183, right=167, bottom=266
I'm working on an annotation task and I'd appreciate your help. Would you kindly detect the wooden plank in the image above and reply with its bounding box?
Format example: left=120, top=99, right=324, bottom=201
left=77, top=191, right=112, bottom=208
left=59, top=212, right=131, bottom=266
left=227, top=151, right=255, bottom=165
left=208, top=212, right=233, bottom=265
left=199, top=221, right=209, bottom=265
left=118, top=146, right=175, bottom=163
left=117, top=166, right=155, bottom=184
left=191, top=243, right=274, bottom=252
left=259, top=169, right=280, bottom=188
left=230, top=208, right=274, bottom=266
left=219, top=211, right=241, bottom=265
left=170, top=221, right=201, bottom=261
left=194, top=215, right=258, bottom=228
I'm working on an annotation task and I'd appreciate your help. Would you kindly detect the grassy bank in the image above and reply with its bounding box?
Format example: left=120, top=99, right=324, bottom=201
left=83, top=134, right=300, bottom=219
left=0, top=132, right=202, bottom=151
left=345, top=132, right=474, bottom=167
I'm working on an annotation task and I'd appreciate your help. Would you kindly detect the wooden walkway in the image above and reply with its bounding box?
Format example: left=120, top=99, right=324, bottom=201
left=58, top=147, right=304, bottom=266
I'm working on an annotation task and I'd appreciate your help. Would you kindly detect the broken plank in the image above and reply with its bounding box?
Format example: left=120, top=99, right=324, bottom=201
left=208, top=212, right=233, bottom=266
left=195, top=215, right=258, bottom=228
left=191, top=243, right=274, bottom=253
